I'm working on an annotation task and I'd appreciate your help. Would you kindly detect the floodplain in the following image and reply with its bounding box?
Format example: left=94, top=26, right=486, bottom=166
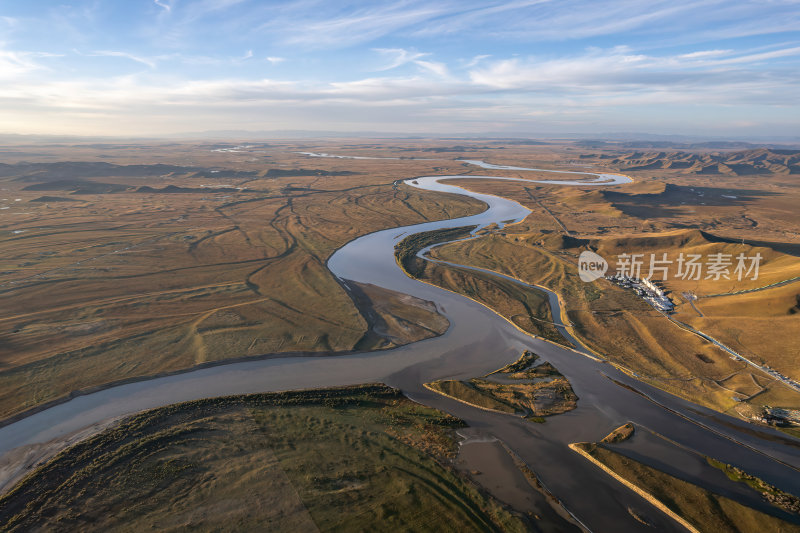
left=1, top=138, right=799, bottom=531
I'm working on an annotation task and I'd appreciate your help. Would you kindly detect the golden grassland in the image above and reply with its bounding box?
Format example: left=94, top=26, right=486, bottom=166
left=430, top=234, right=761, bottom=412
left=601, top=422, right=635, bottom=444
left=425, top=379, right=519, bottom=414
left=572, top=439, right=800, bottom=532
left=432, top=169, right=800, bottom=415
left=468, top=377, right=578, bottom=418
left=0, top=385, right=533, bottom=532
left=0, top=143, right=490, bottom=420
left=395, top=229, right=567, bottom=346
left=1, top=139, right=798, bottom=423
left=425, top=350, right=578, bottom=420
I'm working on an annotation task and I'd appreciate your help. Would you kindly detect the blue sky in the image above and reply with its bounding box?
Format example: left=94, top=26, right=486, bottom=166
left=1, top=0, right=799, bottom=137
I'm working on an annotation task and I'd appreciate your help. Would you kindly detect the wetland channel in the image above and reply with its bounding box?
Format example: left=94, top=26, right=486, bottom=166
left=1, top=162, right=798, bottom=531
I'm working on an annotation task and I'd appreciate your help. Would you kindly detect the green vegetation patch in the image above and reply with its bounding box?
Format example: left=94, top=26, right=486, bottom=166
left=426, top=353, right=578, bottom=419
left=0, top=385, right=529, bottom=532
left=426, top=379, right=519, bottom=414
left=487, top=350, right=561, bottom=380
left=395, top=225, right=477, bottom=277
left=574, top=443, right=800, bottom=532
left=396, top=232, right=567, bottom=346
left=707, top=457, right=800, bottom=514
left=601, top=422, right=635, bottom=444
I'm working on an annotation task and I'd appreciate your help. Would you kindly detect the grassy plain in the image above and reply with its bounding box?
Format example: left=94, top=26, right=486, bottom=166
left=395, top=228, right=566, bottom=345
left=430, top=233, right=755, bottom=412
left=425, top=350, right=578, bottom=419
left=0, top=142, right=487, bottom=420
left=0, top=385, right=533, bottom=532
left=432, top=153, right=800, bottom=415
left=572, top=440, right=800, bottom=532
left=1, top=138, right=798, bottom=424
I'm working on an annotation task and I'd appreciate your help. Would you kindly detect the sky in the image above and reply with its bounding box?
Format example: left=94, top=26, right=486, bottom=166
left=1, top=0, right=799, bottom=138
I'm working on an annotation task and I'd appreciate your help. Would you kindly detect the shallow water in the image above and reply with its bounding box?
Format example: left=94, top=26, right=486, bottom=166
left=0, top=165, right=797, bottom=531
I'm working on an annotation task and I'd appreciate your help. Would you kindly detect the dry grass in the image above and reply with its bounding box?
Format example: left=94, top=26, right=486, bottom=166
left=430, top=157, right=800, bottom=415
left=425, top=379, right=518, bottom=414
left=573, top=442, right=800, bottom=532
left=469, top=377, right=578, bottom=418
left=426, top=351, right=578, bottom=419
left=0, top=385, right=531, bottom=532
left=430, top=233, right=760, bottom=413
left=601, top=422, right=635, bottom=444
left=395, top=228, right=566, bottom=345
left=0, top=143, right=485, bottom=420
left=1, top=138, right=798, bottom=425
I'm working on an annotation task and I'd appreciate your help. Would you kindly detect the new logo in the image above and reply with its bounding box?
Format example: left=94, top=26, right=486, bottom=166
left=578, top=250, right=608, bottom=282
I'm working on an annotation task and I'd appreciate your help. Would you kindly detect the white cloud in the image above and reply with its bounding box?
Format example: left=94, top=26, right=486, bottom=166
left=274, top=4, right=449, bottom=48
left=372, top=48, right=448, bottom=77
left=1, top=0, right=799, bottom=139
left=1, top=66, right=796, bottom=137
left=0, top=48, right=47, bottom=79
left=678, top=49, right=733, bottom=59
left=712, top=46, right=800, bottom=65
left=414, top=60, right=448, bottom=77
left=373, top=48, right=428, bottom=71
left=89, top=50, right=157, bottom=69
left=154, top=0, right=171, bottom=13
left=463, top=54, right=491, bottom=68
left=468, top=45, right=800, bottom=95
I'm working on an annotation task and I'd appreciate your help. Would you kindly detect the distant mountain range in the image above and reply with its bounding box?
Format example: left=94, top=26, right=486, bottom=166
left=586, top=148, right=800, bottom=175
left=573, top=140, right=799, bottom=150
left=1, top=131, right=798, bottom=146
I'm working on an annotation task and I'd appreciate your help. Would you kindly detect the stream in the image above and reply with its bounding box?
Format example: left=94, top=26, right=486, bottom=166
left=1, top=162, right=798, bottom=531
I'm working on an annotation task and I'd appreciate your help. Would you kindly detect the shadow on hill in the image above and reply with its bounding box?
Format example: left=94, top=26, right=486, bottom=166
left=603, top=184, right=782, bottom=218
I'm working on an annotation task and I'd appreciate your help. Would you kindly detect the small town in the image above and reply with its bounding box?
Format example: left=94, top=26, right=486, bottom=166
left=605, top=274, right=675, bottom=313
left=754, top=407, right=800, bottom=427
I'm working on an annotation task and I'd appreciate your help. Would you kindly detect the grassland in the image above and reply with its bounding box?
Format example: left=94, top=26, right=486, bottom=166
left=430, top=173, right=800, bottom=415
left=0, top=143, right=487, bottom=421
left=395, top=229, right=567, bottom=346
left=429, top=233, right=755, bottom=412
left=706, top=458, right=800, bottom=514
left=0, top=384, right=534, bottom=532
left=601, top=422, right=635, bottom=444
left=425, top=350, right=578, bottom=420
left=425, top=379, right=519, bottom=414
left=572, top=441, right=800, bottom=532
left=1, top=138, right=797, bottom=426
left=488, top=350, right=561, bottom=380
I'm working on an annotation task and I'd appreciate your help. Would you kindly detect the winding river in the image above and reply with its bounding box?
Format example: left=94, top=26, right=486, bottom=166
left=1, top=161, right=799, bottom=531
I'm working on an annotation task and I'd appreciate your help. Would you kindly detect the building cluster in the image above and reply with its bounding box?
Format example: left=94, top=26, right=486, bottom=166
left=761, top=365, right=800, bottom=391
left=753, top=407, right=800, bottom=427
left=606, top=274, right=674, bottom=312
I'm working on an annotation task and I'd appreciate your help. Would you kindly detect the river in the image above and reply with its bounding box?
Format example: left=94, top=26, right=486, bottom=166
left=1, top=162, right=798, bottom=531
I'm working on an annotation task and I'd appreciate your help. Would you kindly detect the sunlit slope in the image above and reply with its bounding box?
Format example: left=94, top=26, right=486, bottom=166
left=0, top=157, right=484, bottom=421
left=431, top=229, right=800, bottom=414
left=0, top=386, right=532, bottom=532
